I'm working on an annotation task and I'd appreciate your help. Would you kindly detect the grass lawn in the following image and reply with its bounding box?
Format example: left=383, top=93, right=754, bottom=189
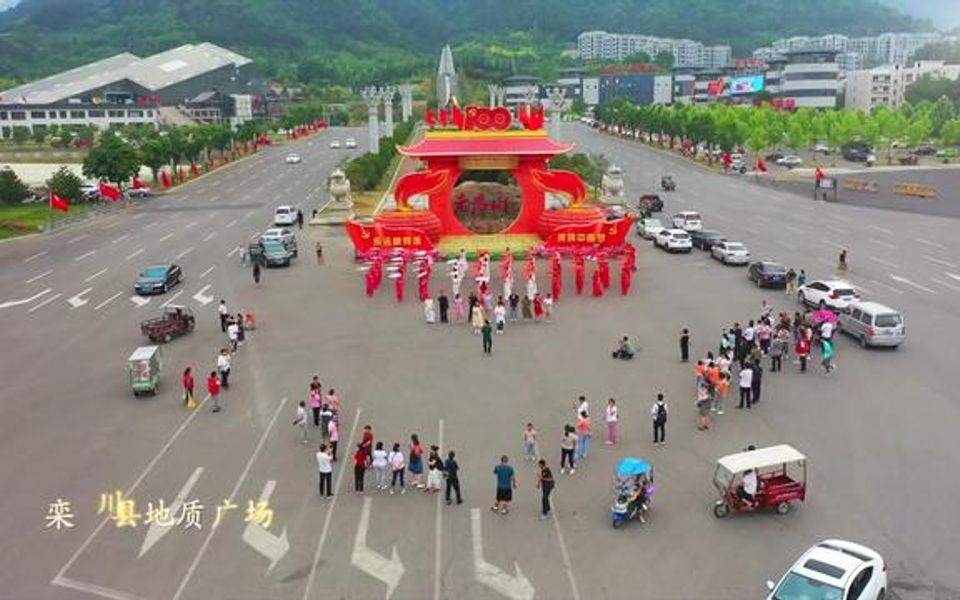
left=0, top=203, right=90, bottom=240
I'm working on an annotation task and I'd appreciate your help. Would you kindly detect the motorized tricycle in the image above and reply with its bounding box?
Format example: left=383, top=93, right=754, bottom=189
left=140, top=305, right=195, bottom=343
left=611, top=457, right=654, bottom=528
left=712, top=444, right=806, bottom=518
left=127, top=345, right=162, bottom=397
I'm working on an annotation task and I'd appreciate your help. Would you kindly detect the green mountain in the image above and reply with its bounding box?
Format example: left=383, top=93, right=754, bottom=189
left=0, top=0, right=929, bottom=86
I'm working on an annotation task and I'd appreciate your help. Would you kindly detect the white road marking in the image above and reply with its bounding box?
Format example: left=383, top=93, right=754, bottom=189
left=132, top=213, right=148, bottom=220
left=0, top=288, right=51, bottom=309
left=470, top=509, right=535, bottom=600
left=67, top=287, right=94, bottom=308
left=143, top=221, right=159, bottom=230
left=352, top=497, right=405, bottom=599
left=102, top=221, right=121, bottom=230
left=51, top=393, right=213, bottom=597
left=549, top=499, right=582, bottom=600
left=175, top=247, right=194, bottom=259
left=48, top=576, right=147, bottom=600
left=66, top=234, right=88, bottom=245
left=831, top=214, right=852, bottom=222
left=869, top=279, right=905, bottom=295
left=870, top=224, right=893, bottom=235
left=825, top=224, right=848, bottom=235
left=868, top=238, right=896, bottom=249
left=111, top=234, right=130, bottom=244
left=172, top=398, right=288, bottom=600
left=23, top=250, right=47, bottom=262
left=870, top=256, right=900, bottom=269
left=28, top=292, right=61, bottom=313
left=930, top=277, right=960, bottom=293
left=139, top=467, right=204, bottom=557
left=84, top=268, right=108, bottom=282
left=890, top=274, right=936, bottom=294
left=243, top=210, right=255, bottom=219
left=948, top=273, right=960, bottom=283
left=208, top=195, right=220, bottom=202
left=242, top=480, right=290, bottom=573
left=185, top=221, right=198, bottom=229
left=202, top=232, right=216, bottom=242
left=922, top=255, right=957, bottom=269
left=129, top=295, right=150, bottom=307
left=199, top=265, right=216, bottom=279
left=93, top=291, right=122, bottom=310
left=159, top=290, right=183, bottom=308
left=192, top=284, right=214, bottom=306
left=225, top=219, right=237, bottom=228
left=249, top=231, right=261, bottom=240
left=25, top=270, right=53, bottom=284
left=73, top=250, right=95, bottom=262
left=916, top=237, right=945, bottom=249
left=158, top=233, right=175, bottom=243
left=302, top=408, right=363, bottom=600
left=433, top=419, right=444, bottom=600
left=227, top=247, right=240, bottom=258
left=126, top=248, right=144, bottom=261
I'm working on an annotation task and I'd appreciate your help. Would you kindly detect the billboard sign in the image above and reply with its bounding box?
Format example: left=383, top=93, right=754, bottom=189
left=728, top=75, right=765, bottom=95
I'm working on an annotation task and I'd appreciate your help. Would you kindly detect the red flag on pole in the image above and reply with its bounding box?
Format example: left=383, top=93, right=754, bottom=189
left=178, top=167, right=185, bottom=183
left=756, top=157, right=768, bottom=173
left=425, top=109, right=436, bottom=127
left=98, top=182, right=122, bottom=201
left=132, top=177, right=145, bottom=189
left=50, top=192, right=70, bottom=212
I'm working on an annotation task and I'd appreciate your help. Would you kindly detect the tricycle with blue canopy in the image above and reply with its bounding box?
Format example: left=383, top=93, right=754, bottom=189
left=611, top=457, right=655, bottom=528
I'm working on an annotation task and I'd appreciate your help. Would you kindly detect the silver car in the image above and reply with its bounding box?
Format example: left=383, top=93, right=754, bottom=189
left=636, top=218, right=665, bottom=240
left=838, top=301, right=904, bottom=348
left=711, top=241, right=750, bottom=265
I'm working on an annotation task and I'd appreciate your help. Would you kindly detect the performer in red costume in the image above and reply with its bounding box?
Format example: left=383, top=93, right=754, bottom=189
left=575, top=255, right=586, bottom=295
left=599, top=254, right=611, bottom=289
left=592, top=264, right=604, bottom=297
left=551, top=252, right=562, bottom=302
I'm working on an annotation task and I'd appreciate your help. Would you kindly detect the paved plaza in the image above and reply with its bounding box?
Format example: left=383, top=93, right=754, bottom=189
left=0, top=124, right=958, bottom=599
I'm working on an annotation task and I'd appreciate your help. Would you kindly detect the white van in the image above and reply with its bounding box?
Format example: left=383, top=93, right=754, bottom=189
left=838, top=301, right=904, bottom=348
left=274, top=205, right=297, bottom=226
left=672, top=211, right=703, bottom=231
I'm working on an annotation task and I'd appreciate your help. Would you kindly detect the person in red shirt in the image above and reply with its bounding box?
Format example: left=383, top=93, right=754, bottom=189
left=796, top=335, right=811, bottom=373
left=360, top=425, right=374, bottom=458
left=207, top=371, right=222, bottom=412
left=182, top=367, right=195, bottom=407
left=353, top=443, right=370, bottom=494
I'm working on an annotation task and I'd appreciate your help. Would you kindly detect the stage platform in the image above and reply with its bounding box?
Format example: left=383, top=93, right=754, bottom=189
left=437, top=234, right=542, bottom=259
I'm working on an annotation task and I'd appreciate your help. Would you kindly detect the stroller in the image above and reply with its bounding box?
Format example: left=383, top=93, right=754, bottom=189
left=611, top=458, right=655, bottom=529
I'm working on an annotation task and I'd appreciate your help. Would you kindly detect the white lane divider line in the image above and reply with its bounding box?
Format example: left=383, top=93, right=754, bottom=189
left=84, top=268, right=108, bottom=282
left=28, top=292, right=62, bottom=313
left=870, top=256, right=900, bottom=269
left=202, top=232, right=216, bottom=242
left=25, top=269, right=53, bottom=284
left=23, top=250, right=47, bottom=263
left=825, top=224, right=848, bottom=235
left=225, top=219, right=237, bottom=228
left=111, top=234, right=130, bottom=244
left=916, top=237, right=945, bottom=249
left=868, top=279, right=905, bottom=295
left=126, top=248, right=145, bottom=261
left=243, top=210, right=255, bottom=219
left=102, top=220, right=122, bottom=230
left=158, top=233, right=175, bottom=243
left=143, top=221, right=159, bottom=230
left=159, top=290, right=183, bottom=308
left=94, top=291, right=122, bottom=310
left=870, top=224, right=893, bottom=235
left=0, top=288, right=52, bottom=309
left=227, top=247, right=240, bottom=258
left=948, top=273, right=960, bottom=283
left=73, top=250, right=96, bottom=262
left=432, top=419, right=444, bottom=600
left=890, top=274, right=936, bottom=294
left=185, top=221, right=198, bottom=229
left=175, top=247, right=194, bottom=260
left=199, top=265, right=216, bottom=279
left=549, top=499, right=582, bottom=600
left=922, top=255, right=957, bottom=269
left=930, top=277, right=960, bottom=293
left=66, top=234, right=88, bottom=245
left=868, top=238, right=896, bottom=249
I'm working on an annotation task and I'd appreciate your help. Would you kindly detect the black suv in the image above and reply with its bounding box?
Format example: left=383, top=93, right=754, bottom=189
left=690, top=229, right=726, bottom=251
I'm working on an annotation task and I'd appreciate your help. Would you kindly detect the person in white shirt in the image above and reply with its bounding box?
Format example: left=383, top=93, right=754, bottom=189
left=227, top=321, right=239, bottom=352
left=820, top=320, right=834, bottom=341
left=576, top=395, right=589, bottom=418
left=372, top=442, right=389, bottom=490
left=216, top=348, right=231, bottom=388
left=737, top=469, right=758, bottom=503
left=294, top=401, right=308, bottom=443
left=544, top=294, right=554, bottom=322
left=494, top=301, right=506, bottom=334
left=388, top=443, right=406, bottom=495
left=218, top=300, right=229, bottom=332
left=738, top=365, right=754, bottom=409
left=604, top=398, right=619, bottom=445
left=651, top=394, right=668, bottom=445
left=316, top=443, right=333, bottom=499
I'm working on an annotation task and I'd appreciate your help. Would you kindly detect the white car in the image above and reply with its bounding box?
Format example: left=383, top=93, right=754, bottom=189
left=766, top=539, right=887, bottom=600
left=654, top=228, right=693, bottom=253
left=261, top=227, right=295, bottom=244
left=636, top=218, right=665, bottom=240
left=672, top=211, right=703, bottom=232
left=797, top=279, right=861, bottom=311
left=79, top=181, right=100, bottom=200
left=273, top=205, right=297, bottom=226
left=344, top=137, right=357, bottom=149
left=711, top=241, right=750, bottom=265
left=814, top=142, right=831, bottom=154
left=285, top=153, right=302, bottom=164
left=329, top=139, right=342, bottom=149
left=777, top=155, right=804, bottom=168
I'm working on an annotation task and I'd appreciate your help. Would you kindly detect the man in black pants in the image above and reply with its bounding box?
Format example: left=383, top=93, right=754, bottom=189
left=738, top=363, right=754, bottom=409
left=537, top=459, right=554, bottom=519
left=437, top=290, right=450, bottom=324
left=444, top=450, right=462, bottom=505
left=652, top=393, right=668, bottom=446
left=679, top=328, right=690, bottom=362
left=751, top=362, right=763, bottom=404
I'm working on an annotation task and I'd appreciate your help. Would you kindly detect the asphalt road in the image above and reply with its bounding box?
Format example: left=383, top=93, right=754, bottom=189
left=0, top=122, right=958, bottom=600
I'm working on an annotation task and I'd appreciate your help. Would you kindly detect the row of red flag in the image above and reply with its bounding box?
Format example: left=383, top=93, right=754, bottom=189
left=49, top=180, right=134, bottom=212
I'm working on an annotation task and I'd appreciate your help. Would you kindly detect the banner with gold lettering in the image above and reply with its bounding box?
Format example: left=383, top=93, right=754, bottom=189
left=346, top=221, right=436, bottom=254
left=541, top=216, right=634, bottom=250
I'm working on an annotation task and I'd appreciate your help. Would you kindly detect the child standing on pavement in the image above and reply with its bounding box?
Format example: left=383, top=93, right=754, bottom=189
left=372, top=442, right=389, bottom=491
left=560, top=425, right=577, bottom=475
left=522, top=423, right=539, bottom=461
left=409, top=434, right=425, bottom=489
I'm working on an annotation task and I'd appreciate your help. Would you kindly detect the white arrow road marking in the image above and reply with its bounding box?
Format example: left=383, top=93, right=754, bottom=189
left=352, top=497, right=405, bottom=599
left=67, top=287, right=94, bottom=308
left=175, top=247, right=194, bottom=259
left=199, top=265, right=216, bottom=279
left=94, top=292, right=122, bottom=311
left=140, top=467, right=204, bottom=558
left=28, top=293, right=61, bottom=313
left=74, top=250, right=96, bottom=262
left=158, top=233, right=175, bottom=243
left=0, top=288, right=52, bottom=309
left=890, top=274, right=936, bottom=294
left=25, top=269, right=53, bottom=284
left=112, top=234, right=130, bottom=244
left=192, top=284, right=214, bottom=306
left=66, top=234, right=88, bottom=245
left=159, top=290, right=183, bottom=308
left=923, top=255, right=957, bottom=269
left=24, top=250, right=47, bottom=262
left=130, top=295, right=151, bottom=307
left=470, top=509, right=535, bottom=600
left=916, top=237, right=945, bottom=249
left=126, top=248, right=145, bottom=261
left=84, top=268, right=108, bottom=282
left=242, top=480, right=290, bottom=574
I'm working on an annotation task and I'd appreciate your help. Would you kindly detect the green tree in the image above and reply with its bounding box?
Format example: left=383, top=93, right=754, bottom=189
left=138, top=138, right=169, bottom=184
left=11, top=126, right=30, bottom=144
left=0, top=168, right=30, bottom=204
left=621, top=52, right=652, bottom=64
left=874, top=108, right=908, bottom=164
left=928, top=96, right=956, bottom=136
left=940, top=118, right=960, bottom=146
left=46, top=166, right=83, bottom=202
left=82, top=133, right=140, bottom=189
left=32, top=127, right=47, bottom=144
left=905, top=114, right=933, bottom=147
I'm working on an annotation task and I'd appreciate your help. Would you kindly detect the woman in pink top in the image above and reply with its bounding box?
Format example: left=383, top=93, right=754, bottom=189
left=310, top=387, right=322, bottom=427
left=326, top=388, right=340, bottom=423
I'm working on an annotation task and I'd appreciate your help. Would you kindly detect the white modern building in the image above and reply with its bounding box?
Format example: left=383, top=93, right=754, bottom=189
left=577, top=31, right=731, bottom=69
left=776, top=50, right=841, bottom=108
left=844, top=60, right=960, bottom=111
left=501, top=76, right=541, bottom=108
left=754, top=32, right=947, bottom=73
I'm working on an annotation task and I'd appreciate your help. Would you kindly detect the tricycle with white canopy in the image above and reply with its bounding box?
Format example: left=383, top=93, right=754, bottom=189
left=712, top=444, right=806, bottom=518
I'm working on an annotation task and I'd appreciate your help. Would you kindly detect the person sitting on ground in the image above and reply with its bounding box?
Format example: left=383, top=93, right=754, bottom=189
left=612, top=336, right=636, bottom=360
